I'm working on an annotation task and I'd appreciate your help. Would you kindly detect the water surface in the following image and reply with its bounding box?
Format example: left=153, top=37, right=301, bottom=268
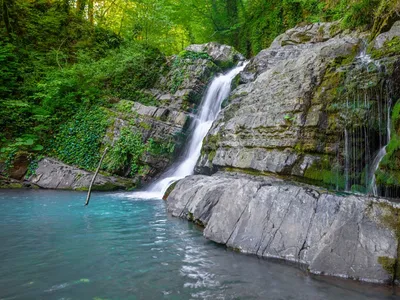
left=0, top=190, right=398, bottom=300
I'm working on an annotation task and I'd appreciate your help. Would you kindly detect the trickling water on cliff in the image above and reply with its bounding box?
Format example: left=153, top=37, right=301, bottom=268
left=133, top=63, right=247, bottom=199
left=369, top=99, right=391, bottom=196
left=339, top=49, right=394, bottom=196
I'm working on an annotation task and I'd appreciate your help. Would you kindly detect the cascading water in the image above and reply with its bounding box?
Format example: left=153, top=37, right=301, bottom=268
left=131, top=62, right=247, bottom=199
left=369, top=99, right=391, bottom=196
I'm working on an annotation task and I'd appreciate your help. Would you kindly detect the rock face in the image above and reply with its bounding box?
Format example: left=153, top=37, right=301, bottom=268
left=166, top=172, right=399, bottom=284
left=197, top=21, right=400, bottom=194
left=29, top=158, right=134, bottom=191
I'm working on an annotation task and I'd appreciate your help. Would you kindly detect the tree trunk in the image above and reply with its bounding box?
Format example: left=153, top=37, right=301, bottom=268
left=85, top=147, right=108, bottom=206
left=2, top=0, right=12, bottom=37
left=76, top=0, right=86, bottom=16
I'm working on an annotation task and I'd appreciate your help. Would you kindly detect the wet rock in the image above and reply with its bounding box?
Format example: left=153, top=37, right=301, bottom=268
left=166, top=172, right=398, bottom=284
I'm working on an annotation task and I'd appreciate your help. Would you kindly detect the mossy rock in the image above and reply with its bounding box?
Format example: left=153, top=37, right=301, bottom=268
left=371, top=36, right=400, bottom=59
left=303, top=157, right=345, bottom=190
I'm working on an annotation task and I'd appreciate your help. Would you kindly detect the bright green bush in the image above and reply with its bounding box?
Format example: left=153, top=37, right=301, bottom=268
left=103, top=128, right=146, bottom=176
left=49, top=108, right=110, bottom=171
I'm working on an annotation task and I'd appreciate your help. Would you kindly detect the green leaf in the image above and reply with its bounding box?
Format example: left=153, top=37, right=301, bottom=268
left=32, top=144, right=44, bottom=151
left=24, top=139, right=34, bottom=146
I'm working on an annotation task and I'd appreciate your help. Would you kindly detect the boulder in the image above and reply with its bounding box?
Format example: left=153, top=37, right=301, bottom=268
left=186, top=42, right=245, bottom=65
left=166, top=172, right=399, bottom=284
left=28, top=158, right=134, bottom=191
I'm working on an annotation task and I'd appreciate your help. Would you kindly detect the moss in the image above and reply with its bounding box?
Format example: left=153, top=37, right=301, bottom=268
left=378, top=256, right=397, bottom=277
left=304, top=157, right=345, bottom=190
left=230, top=75, right=241, bottom=94
left=139, top=121, right=151, bottom=130
left=208, top=150, right=217, bottom=162
left=312, top=65, right=343, bottom=106
left=178, top=51, right=211, bottom=61
left=0, top=182, right=24, bottom=189
left=202, top=133, right=221, bottom=153
left=92, top=181, right=130, bottom=191
left=370, top=36, right=400, bottom=59
left=75, top=187, right=88, bottom=191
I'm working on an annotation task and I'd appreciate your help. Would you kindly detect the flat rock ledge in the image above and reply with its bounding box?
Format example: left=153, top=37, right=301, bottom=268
left=28, top=158, right=134, bottom=191
left=166, top=172, right=400, bottom=284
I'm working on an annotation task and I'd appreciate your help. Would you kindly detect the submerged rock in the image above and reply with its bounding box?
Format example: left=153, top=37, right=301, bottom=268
left=166, top=172, right=399, bottom=284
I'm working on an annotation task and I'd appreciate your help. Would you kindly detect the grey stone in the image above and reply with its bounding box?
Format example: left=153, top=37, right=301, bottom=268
left=132, top=102, right=158, bottom=116
left=186, top=42, right=245, bottom=64
left=167, top=172, right=398, bottom=284
left=29, top=158, right=134, bottom=191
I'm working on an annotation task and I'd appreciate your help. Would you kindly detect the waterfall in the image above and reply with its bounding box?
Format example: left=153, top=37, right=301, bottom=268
left=131, top=62, right=247, bottom=199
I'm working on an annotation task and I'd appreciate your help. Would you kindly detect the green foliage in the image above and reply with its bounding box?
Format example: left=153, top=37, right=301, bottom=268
left=376, top=100, right=400, bottom=187
left=284, top=114, right=296, bottom=123
left=25, top=156, right=44, bottom=178
left=103, top=129, right=175, bottom=177
left=0, top=134, right=44, bottom=171
left=0, top=42, right=18, bottom=97
left=147, top=138, right=175, bottom=156
left=104, top=128, right=146, bottom=177
left=49, top=108, right=110, bottom=171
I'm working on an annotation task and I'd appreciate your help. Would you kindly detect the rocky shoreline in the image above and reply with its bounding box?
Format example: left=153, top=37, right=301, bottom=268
left=166, top=172, right=400, bottom=284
